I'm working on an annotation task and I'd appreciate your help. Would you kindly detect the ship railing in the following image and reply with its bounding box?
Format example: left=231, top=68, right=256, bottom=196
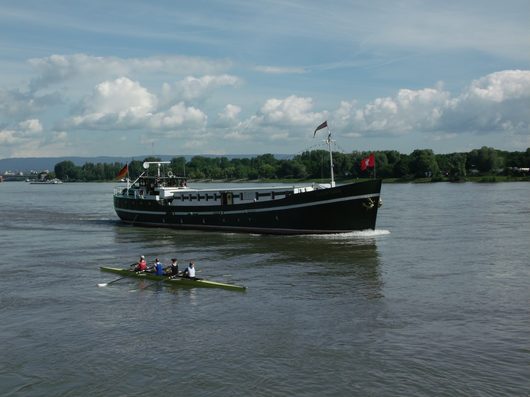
left=114, top=187, right=139, bottom=198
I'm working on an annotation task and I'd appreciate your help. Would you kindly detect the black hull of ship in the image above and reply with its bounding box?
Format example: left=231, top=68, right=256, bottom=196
left=114, top=179, right=382, bottom=235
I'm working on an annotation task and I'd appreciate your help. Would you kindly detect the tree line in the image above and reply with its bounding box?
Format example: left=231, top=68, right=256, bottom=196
left=54, top=146, right=530, bottom=182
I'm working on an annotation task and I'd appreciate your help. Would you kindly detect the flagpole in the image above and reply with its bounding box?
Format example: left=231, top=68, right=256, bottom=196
left=326, top=127, right=335, bottom=187
left=313, top=120, right=335, bottom=187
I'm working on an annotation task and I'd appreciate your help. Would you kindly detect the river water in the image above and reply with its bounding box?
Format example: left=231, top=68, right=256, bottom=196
left=0, top=181, right=528, bottom=396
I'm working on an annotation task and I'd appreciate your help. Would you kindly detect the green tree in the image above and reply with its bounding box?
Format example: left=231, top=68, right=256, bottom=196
left=170, top=157, right=187, bottom=176
left=277, top=159, right=307, bottom=179
left=384, top=150, right=401, bottom=166
left=446, top=153, right=467, bottom=180
left=332, top=152, right=354, bottom=178
left=297, top=150, right=330, bottom=179
left=253, top=154, right=279, bottom=178
left=258, top=163, right=277, bottom=179
left=54, top=160, right=79, bottom=180
left=128, top=160, right=144, bottom=179
left=187, top=156, right=211, bottom=178
left=373, top=152, right=390, bottom=178
left=393, top=155, right=411, bottom=178
left=348, top=152, right=365, bottom=178
left=409, top=149, right=440, bottom=178
left=81, top=162, right=98, bottom=181
left=468, top=146, right=503, bottom=173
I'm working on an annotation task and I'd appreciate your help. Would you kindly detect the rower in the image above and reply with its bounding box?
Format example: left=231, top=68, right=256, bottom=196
left=183, top=261, right=196, bottom=279
left=154, top=258, right=164, bottom=276
left=169, top=258, right=179, bottom=277
left=133, top=255, right=147, bottom=272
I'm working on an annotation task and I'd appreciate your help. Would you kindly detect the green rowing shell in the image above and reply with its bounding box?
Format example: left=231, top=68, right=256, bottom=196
left=100, top=267, right=246, bottom=292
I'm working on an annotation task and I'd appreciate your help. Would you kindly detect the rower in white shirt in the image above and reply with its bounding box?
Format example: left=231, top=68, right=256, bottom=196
left=183, top=261, right=196, bottom=278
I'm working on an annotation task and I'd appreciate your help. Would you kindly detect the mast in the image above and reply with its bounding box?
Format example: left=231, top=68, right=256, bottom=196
left=326, top=128, right=335, bottom=187
left=142, top=161, right=170, bottom=177
left=313, top=120, right=335, bottom=187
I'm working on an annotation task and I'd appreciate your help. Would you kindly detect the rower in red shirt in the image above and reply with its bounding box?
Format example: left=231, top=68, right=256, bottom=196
left=133, top=255, right=147, bottom=272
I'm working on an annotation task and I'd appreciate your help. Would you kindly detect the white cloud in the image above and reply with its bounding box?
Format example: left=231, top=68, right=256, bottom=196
left=149, top=102, right=207, bottom=130
left=0, top=129, right=19, bottom=145
left=0, top=88, right=60, bottom=119
left=52, top=131, right=68, bottom=142
left=69, top=78, right=208, bottom=133
left=254, top=65, right=306, bottom=74
left=2, top=62, right=528, bottom=157
left=222, top=104, right=241, bottom=119
left=331, top=70, right=530, bottom=137
left=224, top=130, right=251, bottom=141
left=258, top=95, right=325, bottom=126
left=441, top=70, right=530, bottom=134
left=0, top=118, right=43, bottom=145
left=28, top=54, right=232, bottom=91
left=182, top=138, right=210, bottom=150
left=8, top=129, right=71, bottom=157
left=29, top=54, right=127, bottom=90
left=224, top=96, right=327, bottom=142
left=163, top=74, right=240, bottom=102
left=352, top=84, right=450, bottom=134
left=433, top=133, right=458, bottom=141
left=218, top=104, right=241, bottom=123
left=69, top=77, right=157, bottom=128
left=461, top=70, right=530, bottom=102
left=18, top=118, right=43, bottom=133
left=128, top=56, right=232, bottom=75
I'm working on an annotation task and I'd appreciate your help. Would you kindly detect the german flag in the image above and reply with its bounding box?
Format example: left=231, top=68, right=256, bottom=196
left=116, top=164, right=128, bottom=179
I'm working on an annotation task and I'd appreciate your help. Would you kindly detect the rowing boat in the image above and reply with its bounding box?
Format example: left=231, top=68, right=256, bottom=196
left=100, top=267, right=246, bottom=292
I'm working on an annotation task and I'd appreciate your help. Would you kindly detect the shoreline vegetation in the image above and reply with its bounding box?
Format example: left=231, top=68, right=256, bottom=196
left=237, top=175, right=530, bottom=184
left=11, top=146, right=530, bottom=184
left=172, top=175, right=530, bottom=184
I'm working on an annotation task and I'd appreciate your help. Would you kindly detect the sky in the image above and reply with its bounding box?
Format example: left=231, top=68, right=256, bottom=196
left=0, top=0, right=529, bottom=159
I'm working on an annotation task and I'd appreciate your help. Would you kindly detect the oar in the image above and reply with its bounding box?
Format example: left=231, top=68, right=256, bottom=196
left=97, top=276, right=127, bottom=287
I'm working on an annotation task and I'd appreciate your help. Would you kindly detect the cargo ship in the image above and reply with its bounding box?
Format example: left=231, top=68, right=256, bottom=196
left=113, top=134, right=382, bottom=234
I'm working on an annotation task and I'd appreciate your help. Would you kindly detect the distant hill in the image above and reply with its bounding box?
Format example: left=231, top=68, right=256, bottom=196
left=0, top=154, right=292, bottom=173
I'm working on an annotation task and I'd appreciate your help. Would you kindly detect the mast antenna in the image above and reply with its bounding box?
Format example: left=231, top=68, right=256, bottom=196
left=325, top=126, right=335, bottom=187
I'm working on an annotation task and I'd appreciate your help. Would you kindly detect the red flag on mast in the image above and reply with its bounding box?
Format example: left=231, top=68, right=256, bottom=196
left=116, top=164, right=128, bottom=179
left=360, top=154, right=375, bottom=171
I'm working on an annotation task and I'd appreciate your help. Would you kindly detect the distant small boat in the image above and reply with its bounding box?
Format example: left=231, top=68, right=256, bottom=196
left=100, top=266, right=246, bottom=292
left=30, top=178, right=63, bottom=184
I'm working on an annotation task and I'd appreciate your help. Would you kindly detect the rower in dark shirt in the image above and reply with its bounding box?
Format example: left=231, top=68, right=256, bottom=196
left=169, top=258, right=179, bottom=277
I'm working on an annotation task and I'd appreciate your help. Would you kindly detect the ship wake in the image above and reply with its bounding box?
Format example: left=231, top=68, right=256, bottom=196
left=307, top=229, right=390, bottom=240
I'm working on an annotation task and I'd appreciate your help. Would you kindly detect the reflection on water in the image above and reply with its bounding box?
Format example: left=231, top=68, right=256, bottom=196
left=111, top=223, right=386, bottom=264
left=111, top=224, right=386, bottom=299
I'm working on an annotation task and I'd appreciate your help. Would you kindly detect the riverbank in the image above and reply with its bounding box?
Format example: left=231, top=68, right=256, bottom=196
left=381, top=175, right=530, bottom=183
left=228, top=175, right=530, bottom=184
left=4, top=175, right=528, bottom=184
